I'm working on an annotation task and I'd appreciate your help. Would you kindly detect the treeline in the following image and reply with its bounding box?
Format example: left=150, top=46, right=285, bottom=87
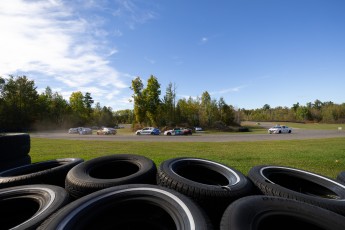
left=0, top=76, right=133, bottom=131
left=1, top=75, right=344, bottom=132
left=130, top=76, right=237, bottom=129
left=130, top=76, right=345, bottom=128
left=241, top=101, right=345, bottom=123
left=0, top=75, right=238, bottom=131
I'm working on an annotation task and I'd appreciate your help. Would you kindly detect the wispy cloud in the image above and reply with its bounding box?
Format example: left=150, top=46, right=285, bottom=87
left=200, top=37, right=208, bottom=44
left=210, top=86, right=246, bottom=95
left=145, top=57, right=156, bottom=64
left=171, top=56, right=184, bottom=65
left=0, top=0, right=132, bottom=110
left=112, top=0, right=157, bottom=29
left=199, top=34, right=221, bottom=45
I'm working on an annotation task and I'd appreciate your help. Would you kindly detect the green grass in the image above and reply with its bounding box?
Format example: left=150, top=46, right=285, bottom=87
left=30, top=137, right=345, bottom=179
left=284, top=122, right=344, bottom=130
left=241, top=121, right=345, bottom=131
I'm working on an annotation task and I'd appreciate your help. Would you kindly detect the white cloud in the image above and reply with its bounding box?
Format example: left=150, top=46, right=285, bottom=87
left=210, top=86, right=246, bottom=95
left=112, top=0, right=157, bottom=29
left=0, top=0, right=130, bottom=110
left=145, top=57, right=156, bottom=64
left=199, top=37, right=208, bottom=44
left=113, top=29, right=123, bottom=37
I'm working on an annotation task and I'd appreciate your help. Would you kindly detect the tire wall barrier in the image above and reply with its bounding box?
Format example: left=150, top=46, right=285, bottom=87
left=2, top=132, right=345, bottom=229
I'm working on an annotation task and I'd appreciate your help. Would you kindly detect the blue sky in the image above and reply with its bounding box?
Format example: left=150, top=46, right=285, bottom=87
left=1, top=0, right=344, bottom=110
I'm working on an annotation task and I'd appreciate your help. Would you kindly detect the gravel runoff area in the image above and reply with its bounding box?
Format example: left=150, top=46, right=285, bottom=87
left=30, top=128, right=345, bottom=142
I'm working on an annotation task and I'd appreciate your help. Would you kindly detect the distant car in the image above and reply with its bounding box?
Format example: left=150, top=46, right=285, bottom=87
left=68, top=127, right=82, bottom=134
left=97, top=127, right=117, bottom=135
left=135, top=127, right=160, bottom=135
left=79, top=127, right=92, bottom=135
left=68, top=128, right=78, bottom=134
left=194, top=127, right=203, bottom=131
left=268, top=125, right=292, bottom=134
left=164, top=127, right=193, bottom=136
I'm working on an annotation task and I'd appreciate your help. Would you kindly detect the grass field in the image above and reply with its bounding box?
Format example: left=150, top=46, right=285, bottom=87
left=30, top=137, right=345, bottom=179
left=241, top=121, right=345, bottom=133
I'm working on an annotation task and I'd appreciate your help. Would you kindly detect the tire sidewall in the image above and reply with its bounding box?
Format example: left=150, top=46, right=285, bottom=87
left=0, top=158, right=84, bottom=188
left=161, top=157, right=249, bottom=193
left=0, top=185, right=69, bottom=230
left=220, top=195, right=345, bottom=230
left=249, top=165, right=345, bottom=214
left=336, top=171, right=345, bottom=184
left=39, top=184, right=211, bottom=230
left=65, top=154, right=157, bottom=198
left=67, top=154, right=156, bottom=186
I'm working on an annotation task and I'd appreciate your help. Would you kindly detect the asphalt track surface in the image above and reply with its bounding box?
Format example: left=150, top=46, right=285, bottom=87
left=30, top=129, right=345, bottom=142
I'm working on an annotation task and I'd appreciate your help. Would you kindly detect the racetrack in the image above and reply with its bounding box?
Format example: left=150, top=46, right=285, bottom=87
left=30, top=128, right=345, bottom=142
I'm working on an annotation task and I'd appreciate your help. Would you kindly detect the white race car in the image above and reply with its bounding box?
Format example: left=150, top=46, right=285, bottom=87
left=135, top=127, right=160, bottom=135
left=164, top=127, right=192, bottom=136
left=268, top=125, right=292, bottom=134
left=97, top=127, right=117, bottom=135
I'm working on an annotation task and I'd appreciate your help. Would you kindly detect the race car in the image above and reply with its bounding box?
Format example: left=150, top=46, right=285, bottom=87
left=164, top=127, right=192, bottom=136
left=268, top=125, right=292, bottom=134
left=96, top=127, right=117, bottom=135
left=135, top=127, right=161, bottom=135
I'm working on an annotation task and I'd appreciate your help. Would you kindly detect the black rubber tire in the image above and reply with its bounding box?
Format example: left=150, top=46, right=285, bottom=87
left=248, top=165, right=345, bottom=216
left=0, top=184, right=69, bottom=230
left=158, top=157, right=254, bottom=201
left=336, top=171, right=345, bottom=184
left=0, top=133, right=30, bottom=161
left=220, top=195, right=345, bottom=230
left=65, top=154, right=157, bottom=199
left=157, top=157, right=255, bottom=228
left=38, top=184, right=213, bottom=230
left=0, top=158, right=84, bottom=189
left=0, top=155, right=31, bottom=172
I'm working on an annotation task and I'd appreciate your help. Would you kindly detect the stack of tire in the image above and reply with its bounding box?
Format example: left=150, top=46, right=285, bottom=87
left=0, top=133, right=31, bottom=171
left=0, top=133, right=84, bottom=229
left=1, top=133, right=345, bottom=229
left=155, top=159, right=345, bottom=230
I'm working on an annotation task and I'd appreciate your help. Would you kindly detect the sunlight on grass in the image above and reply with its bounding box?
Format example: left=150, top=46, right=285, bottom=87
left=30, top=137, right=345, bottom=179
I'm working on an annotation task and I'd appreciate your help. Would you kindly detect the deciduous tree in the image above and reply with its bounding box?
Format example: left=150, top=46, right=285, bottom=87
left=143, top=75, right=161, bottom=125
left=0, top=75, right=39, bottom=130
left=130, top=77, right=145, bottom=124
